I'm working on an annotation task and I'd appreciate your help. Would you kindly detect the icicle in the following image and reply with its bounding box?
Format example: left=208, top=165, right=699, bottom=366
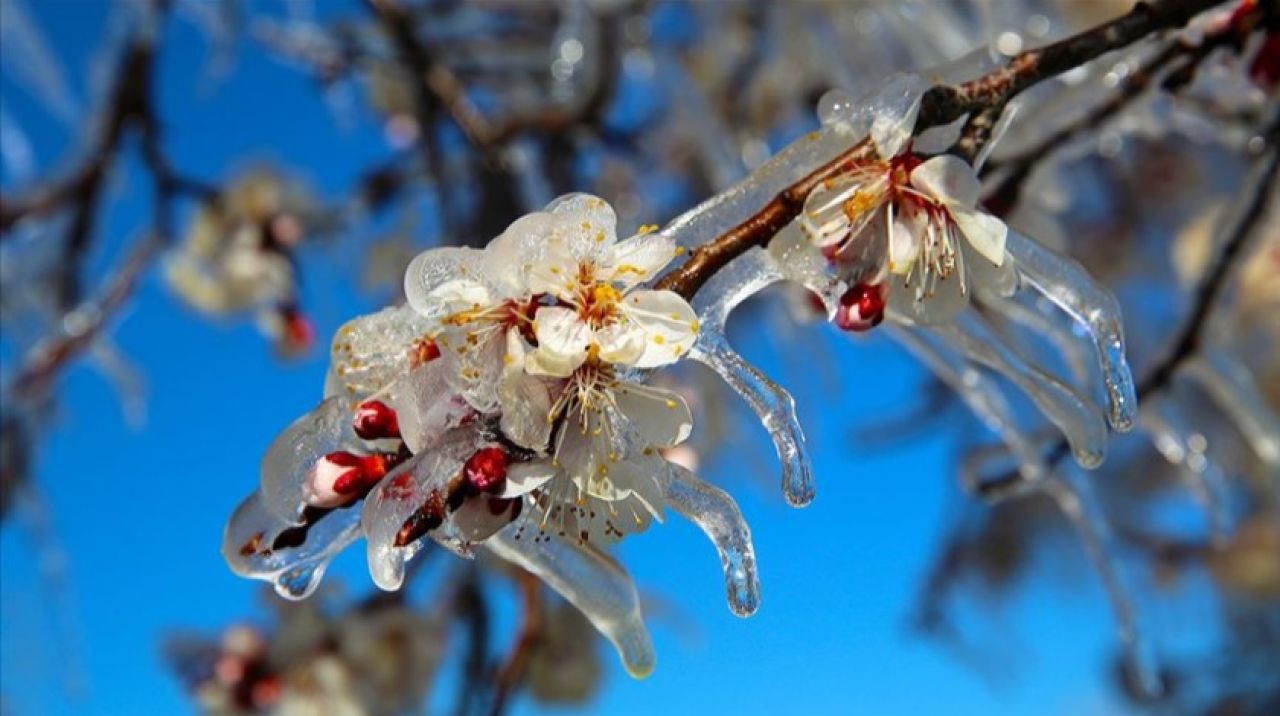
left=1005, top=229, right=1137, bottom=432
left=931, top=311, right=1109, bottom=469
left=691, top=247, right=786, bottom=330
left=1044, top=472, right=1164, bottom=700
left=1182, top=348, right=1280, bottom=470
left=691, top=329, right=814, bottom=507
left=662, top=463, right=761, bottom=617
left=1140, top=395, right=1233, bottom=543
left=980, top=293, right=1094, bottom=388
left=485, top=525, right=656, bottom=678
left=222, top=491, right=361, bottom=601
left=889, top=325, right=1046, bottom=488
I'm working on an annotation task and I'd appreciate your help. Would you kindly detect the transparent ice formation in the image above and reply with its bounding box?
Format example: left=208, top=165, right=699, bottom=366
left=485, top=524, right=656, bottom=678
left=661, top=463, right=761, bottom=617
left=223, top=490, right=362, bottom=601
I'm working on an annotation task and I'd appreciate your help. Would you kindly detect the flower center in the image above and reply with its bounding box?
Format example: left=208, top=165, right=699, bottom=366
left=575, top=268, right=623, bottom=327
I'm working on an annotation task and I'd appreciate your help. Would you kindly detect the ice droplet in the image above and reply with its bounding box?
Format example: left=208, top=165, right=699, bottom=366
left=662, top=463, right=761, bottom=617
left=222, top=491, right=360, bottom=601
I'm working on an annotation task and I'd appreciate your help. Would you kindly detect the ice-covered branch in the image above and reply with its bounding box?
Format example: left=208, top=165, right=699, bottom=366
left=653, top=0, right=1230, bottom=302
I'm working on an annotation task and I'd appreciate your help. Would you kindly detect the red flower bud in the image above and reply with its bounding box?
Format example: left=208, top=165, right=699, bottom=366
left=353, top=400, right=400, bottom=440
left=305, top=450, right=389, bottom=508
left=463, top=447, right=508, bottom=494
left=834, top=283, right=885, bottom=332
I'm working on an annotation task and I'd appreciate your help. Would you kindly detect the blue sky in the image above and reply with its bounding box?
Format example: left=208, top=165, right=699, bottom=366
left=1, top=3, right=1138, bottom=714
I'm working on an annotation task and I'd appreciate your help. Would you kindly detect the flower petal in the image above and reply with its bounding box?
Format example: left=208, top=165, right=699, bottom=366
left=499, top=332, right=556, bottom=452
left=868, top=74, right=927, bottom=159
left=546, top=193, right=618, bottom=245
left=887, top=203, right=922, bottom=275
left=525, top=235, right=579, bottom=299
left=485, top=211, right=557, bottom=293
left=614, top=382, right=693, bottom=448
left=951, top=207, right=1008, bottom=267
left=594, top=321, right=646, bottom=366
left=601, top=233, right=677, bottom=288
left=499, top=461, right=559, bottom=498
left=618, top=290, right=699, bottom=368
left=383, top=360, right=475, bottom=454
left=451, top=496, right=521, bottom=543
left=910, top=155, right=981, bottom=208
left=529, top=306, right=592, bottom=377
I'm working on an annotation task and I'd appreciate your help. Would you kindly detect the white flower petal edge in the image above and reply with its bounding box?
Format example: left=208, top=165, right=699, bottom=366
left=619, top=289, right=699, bottom=368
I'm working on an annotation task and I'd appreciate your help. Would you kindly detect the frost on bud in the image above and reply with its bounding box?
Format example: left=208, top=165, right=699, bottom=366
left=353, top=400, right=400, bottom=440
left=304, top=451, right=389, bottom=508
left=463, top=446, right=508, bottom=494
left=834, top=283, right=886, bottom=331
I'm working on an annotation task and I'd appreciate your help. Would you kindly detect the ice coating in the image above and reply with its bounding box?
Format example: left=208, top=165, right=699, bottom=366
left=402, top=246, right=493, bottom=322
left=360, top=431, right=475, bottom=591
left=485, top=524, right=656, bottom=678
left=662, top=463, right=761, bottom=617
left=258, top=396, right=358, bottom=523
left=766, top=227, right=845, bottom=313
left=222, top=491, right=361, bottom=600
left=890, top=325, right=1046, bottom=487
left=1182, top=348, right=1280, bottom=469
left=691, top=329, right=814, bottom=507
left=692, top=247, right=786, bottom=330
left=815, top=73, right=931, bottom=159
left=1005, top=229, right=1137, bottom=432
left=1140, top=395, right=1233, bottom=542
left=655, top=127, right=855, bottom=253
left=1044, top=473, right=1163, bottom=700
left=381, top=360, right=474, bottom=455
left=325, top=304, right=433, bottom=401
left=930, top=312, right=1108, bottom=469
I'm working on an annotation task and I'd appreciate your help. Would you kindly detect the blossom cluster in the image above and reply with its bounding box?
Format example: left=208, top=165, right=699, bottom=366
left=165, top=171, right=318, bottom=356
left=224, top=194, right=758, bottom=676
